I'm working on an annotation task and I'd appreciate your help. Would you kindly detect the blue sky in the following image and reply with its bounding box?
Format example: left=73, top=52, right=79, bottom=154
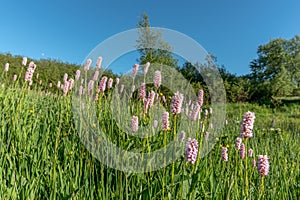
left=0, top=0, right=300, bottom=75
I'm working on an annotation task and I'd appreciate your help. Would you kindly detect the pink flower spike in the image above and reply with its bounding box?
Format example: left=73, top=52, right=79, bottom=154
left=257, top=155, right=269, bottom=176
left=96, top=56, right=102, bottom=69
left=139, top=83, right=146, bottom=100
left=154, top=71, right=161, bottom=88
left=84, top=58, right=92, bottom=71
left=198, top=89, right=204, bottom=107
left=133, top=64, right=139, bottom=78
left=107, top=78, right=113, bottom=89
left=22, top=57, right=27, bottom=66
left=4, top=63, right=9, bottom=72
left=171, top=91, right=184, bottom=115
left=185, top=138, right=198, bottom=164
left=240, top=143, right=245, bottom=159
left=131, top=116, right=138, bottom=132
left=240, top=111, right=255, bottom=138
left=221, top=147, right=228, bottom=162
left=162, top=111, right=169, bottom=131
left=144, top=62, right=150, bottom=75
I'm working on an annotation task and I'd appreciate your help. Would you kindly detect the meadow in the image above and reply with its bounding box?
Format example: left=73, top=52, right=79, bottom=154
left=0, top=58, right=299, bottom=199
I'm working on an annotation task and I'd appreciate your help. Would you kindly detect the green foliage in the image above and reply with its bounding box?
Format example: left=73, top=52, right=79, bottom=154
left=136, top=13, right=178, bottom=67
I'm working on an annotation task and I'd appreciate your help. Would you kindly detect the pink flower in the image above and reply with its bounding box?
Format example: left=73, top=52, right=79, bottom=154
left=139, top=83, right=146, bottom=100
left=162, top=111, right=169, bottom=131
left=248, top=148, right=253, bottom=157
left=222, top=147, right=228, bottom=162
left=96, top=56, right=102, bottom=69
left=252, top=159, right=256, bottom=167
left=235, top=137, right=242, bottom=151
left=68, top=78, right=74, bottom=90
left=75, top=70, right=81, bottom=80
left=171, top=91, right=184, bottom=115
left=88, top=80, right=94, bottom=96
left=13, top=74, right=17, bottom=82
left=107, top=78, right=113, bottom=89
left=22, top=57, right=27, bottom=66
left=190, top=103, right=201, bottom=121
left=198, top=89, right=204, bottom=107
left=147, top=91, right=155, bottom=108
left=63, top=73, right=68, bottom=82
left=131, top=116, right=138, bottom=132
left=241, top=111, right=255, bottom=138
left=133, top=64, right=139, bottom=78
left=115, top=77, right=120, bottom=86
left=144, top=62, right=150, bottom=75
left=257, top=155, right=269, bottom=176
left=93, top=70, right=99, bottom=81
left=84, top=58, right=92, bottom=71
left=4, top=63, right=9, bottom=72
left=185, top=138, right=198, bottom=164
left=79, top=85, right=83, bottom=96
left=57, top=81, right=61, bottom=88
left=36, top=73, right=39, bottom=79
left=49, top=82, right=52, bottom=88
left=98, top=76, right=107, bottom=93
left=153, top=120, right=158, bottom=128
left=240, top=143, right=245, bottom=159
left=63, top=81, right=69, bottom=96
left=154, top=71, right=161, bottom=88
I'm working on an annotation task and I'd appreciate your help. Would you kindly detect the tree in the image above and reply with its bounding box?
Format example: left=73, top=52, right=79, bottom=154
left=250, top=35, right=300, bottom=98
left=136, top=13, right=178, bottom=67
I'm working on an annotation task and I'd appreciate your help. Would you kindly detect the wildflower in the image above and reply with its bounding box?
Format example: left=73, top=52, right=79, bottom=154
left=147, top=91, right=155, bottom=108
left=96, top=56, right=102, bottom=69
left=36, top=73, right=39, bottom=79
left=240, top=111, right=255, bottom=138
left=144, top=62, right=150, bottom=75
left=198, top=89, right=204, bottom=107
left=39, top=80, right=42, bottom=85
left=75, top=70, right=81, bottom=80
left=93, top=70, right=99, bottom=81
left=22, top=57, right=27, bottom=66
left=240, top=143, right=245, bottom=159
left=162, top=111, right=169, bottom=131
left=252, top=159, right=256, bottom=167
left=162, top=95, right=166, bottom=103
left=180, top=131, right=185, bottom=142
left=133, top=64, right=139, bottom=78
left=139, top=83, right=146, bottom=100
left=221, top=147, right=228, bottom=162
left=248, top=148, right=253, bottom=157
left=98, top=76, right=107, bottom=93
left=13, top=74, right=17, bottom=82
left=235, top=137, right=242, bottom=150
left=4, top=63, right=9, bottom=72
left=257, top=155, right=270, bottom=176
left=24, top=61, right=36, bottom=83
left=49, top=82, right=52, bottom=88
left=209, top=107, right=213, bottom=114
left=68, top=78, right=74, bottom=90
left=115, top=77, right=119, bottom=86
left=63, top=81, right=69, bottom=96
left=79, top=85, right=83, bottom=96
left=153, top=120, right=158, bottom=128
left=63, top=73, right=68, bottom=82
left=84, top=58, right=92, bottom=71
left=185, top=138, right=198, bottom=164
left=154, top=71, right=161, bottom=88
left=190, top=103, right=201, bottom=121
left=57, top=81, right=61, bottom=88
left=107, top=78, right=113, bottom=89
left=131, top=116, right=138, bottom=132
left=88, top=80, right=94, bottom=96
left=171, top=91, right=184, bottom=115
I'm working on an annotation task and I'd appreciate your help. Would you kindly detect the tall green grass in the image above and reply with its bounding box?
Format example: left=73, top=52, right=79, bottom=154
left=0, top=67, right=299, bottom=199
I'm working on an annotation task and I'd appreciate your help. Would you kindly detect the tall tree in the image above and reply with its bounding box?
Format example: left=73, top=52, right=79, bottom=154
left=250, top=35, right=300, bottom=98
left=136, top=13, right=178, bottom=67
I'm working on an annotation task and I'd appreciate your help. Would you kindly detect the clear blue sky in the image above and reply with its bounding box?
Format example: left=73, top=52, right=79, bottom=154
left=1, top=0, right=300, bottom=75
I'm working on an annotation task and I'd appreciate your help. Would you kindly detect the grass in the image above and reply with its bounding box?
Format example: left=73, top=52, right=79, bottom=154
left=0, top=65, right=299, bottom=199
